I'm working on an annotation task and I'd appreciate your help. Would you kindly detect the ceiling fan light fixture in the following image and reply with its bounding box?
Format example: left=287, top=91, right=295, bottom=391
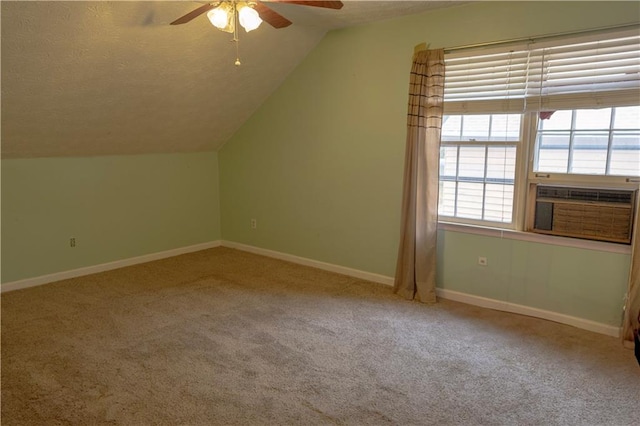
left=207, top=2, right=234, bottom=33
left=237, top=3, right=262, bottom=32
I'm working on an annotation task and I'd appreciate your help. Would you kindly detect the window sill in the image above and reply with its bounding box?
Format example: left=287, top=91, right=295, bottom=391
left=437, top=221, right=632, bottom=255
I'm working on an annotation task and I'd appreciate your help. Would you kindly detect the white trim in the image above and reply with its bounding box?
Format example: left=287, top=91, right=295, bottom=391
left=438, top=222, right=632, bottom=255
left=2, top=238, right=620, bottom=337
left=221, top=241, right=620, bottom=337
left=0, top=241, right=222, bottom=293
left=436, top=288, right=620, bottom=337
left=220, top=240, right=395, bottom=286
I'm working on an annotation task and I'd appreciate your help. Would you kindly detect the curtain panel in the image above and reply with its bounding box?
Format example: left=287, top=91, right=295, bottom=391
left=394, top=49, right=445, bottom=303
left=622, top=196, right=640, bottom=361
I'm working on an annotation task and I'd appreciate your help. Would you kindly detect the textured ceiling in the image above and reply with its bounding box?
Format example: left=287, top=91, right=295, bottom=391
left=1, top=1, right=466, bottom=158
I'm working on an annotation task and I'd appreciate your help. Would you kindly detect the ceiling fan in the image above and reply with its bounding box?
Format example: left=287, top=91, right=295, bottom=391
left=171, top=1, right=343, bottom=65
left=170, top=1, right=344, bottom=29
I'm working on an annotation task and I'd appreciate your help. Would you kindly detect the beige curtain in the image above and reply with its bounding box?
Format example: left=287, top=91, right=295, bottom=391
left=394, top=49, right=444, bottom=303
left=622, top=196, right=640, bottom=348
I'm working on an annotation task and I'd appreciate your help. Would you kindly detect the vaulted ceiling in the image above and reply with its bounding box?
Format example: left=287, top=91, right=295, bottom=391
left=1, top=1, right=465, bottom=158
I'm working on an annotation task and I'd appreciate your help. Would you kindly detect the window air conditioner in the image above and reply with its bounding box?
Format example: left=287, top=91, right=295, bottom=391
left=532, top=185, right=636, bottom=244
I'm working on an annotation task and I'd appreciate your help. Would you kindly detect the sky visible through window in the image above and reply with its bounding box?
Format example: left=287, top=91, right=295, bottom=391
left=536, top=106, right=640, bottom=176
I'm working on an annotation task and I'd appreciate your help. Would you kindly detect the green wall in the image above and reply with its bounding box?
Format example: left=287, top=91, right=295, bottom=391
left=219, top=1, right=638, bottom=326
left=437, top=230, right=631, bottom=326
left=2, top=2, right=636, bottom=328
left=1, top=152, right=220, bottom=283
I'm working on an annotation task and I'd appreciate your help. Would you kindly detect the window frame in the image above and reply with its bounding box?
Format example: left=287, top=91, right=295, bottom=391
left=527, top=106, right=640, bottom=187
left=438, top=108, right=639, bottom=232
left=437, top=112, right=532, bottom=230
left=439, top=29, right=640, bottom=236
left=523, top=107, right=639, bottom=234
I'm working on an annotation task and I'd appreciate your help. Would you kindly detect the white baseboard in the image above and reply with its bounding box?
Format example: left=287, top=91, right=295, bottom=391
left=0, top=241, right=222, bottom=293
left=435, top=288, right=621, bottom=338
left=2, top=239, right=620, bottom=338
left=221, top=240, right=395, bottom=286
left=221, top=240, right=620, bottom=337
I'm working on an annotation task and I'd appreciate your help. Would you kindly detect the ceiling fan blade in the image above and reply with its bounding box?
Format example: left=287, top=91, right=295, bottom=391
left=266, top=1, right=344, bottom=9
left=255, top=2, right=293, bottom=28
left=170, top=3, right=219, bottom=25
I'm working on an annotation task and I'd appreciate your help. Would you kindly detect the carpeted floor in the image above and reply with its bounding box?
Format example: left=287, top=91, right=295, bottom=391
left=2, top=247, right=639, bottom=425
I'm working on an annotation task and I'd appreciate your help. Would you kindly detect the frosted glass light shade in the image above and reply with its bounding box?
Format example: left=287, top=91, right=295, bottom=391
left=238, top=5, right=262, bottom=32
left=207, top=3, right=234, bottom=33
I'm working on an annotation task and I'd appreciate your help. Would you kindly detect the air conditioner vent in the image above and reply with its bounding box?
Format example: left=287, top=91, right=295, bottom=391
left=536, top=186, right=633, bottom=204
left=596, top=191, right=634, bottom=204
left=532, top=185, right=636, bottom=244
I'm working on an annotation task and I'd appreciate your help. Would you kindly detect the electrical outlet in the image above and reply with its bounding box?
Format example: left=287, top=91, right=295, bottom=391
left=478, top=256, right=488, bottom=266
left=70, top=238, right=76, bottom=248
left=250, top=219, right=257, bottom=229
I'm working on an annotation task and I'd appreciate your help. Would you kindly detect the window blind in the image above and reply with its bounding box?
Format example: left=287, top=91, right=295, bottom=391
left=444, top=29, right=640, bottom=114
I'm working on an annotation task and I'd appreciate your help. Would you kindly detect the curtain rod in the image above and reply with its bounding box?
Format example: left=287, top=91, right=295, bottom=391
left=443, top=22, right=640, bottom=53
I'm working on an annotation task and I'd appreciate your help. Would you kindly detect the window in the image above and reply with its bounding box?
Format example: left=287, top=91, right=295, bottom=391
left=535, top=106, right=640, bottom=176
left=439, top=28, right=640, bottom=234
left=439, top=114, right=520, bottom=224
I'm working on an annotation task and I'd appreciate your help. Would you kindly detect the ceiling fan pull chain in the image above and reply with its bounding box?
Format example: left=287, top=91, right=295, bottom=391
left=234, top=2, right=241, bottom=66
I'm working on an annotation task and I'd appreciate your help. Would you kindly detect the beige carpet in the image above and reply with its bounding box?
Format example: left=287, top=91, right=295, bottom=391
left=2, top=247, right=639, bottom=425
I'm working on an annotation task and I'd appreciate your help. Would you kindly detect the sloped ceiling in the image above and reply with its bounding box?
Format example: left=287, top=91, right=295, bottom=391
left=1, top=1, right=465, bottom=158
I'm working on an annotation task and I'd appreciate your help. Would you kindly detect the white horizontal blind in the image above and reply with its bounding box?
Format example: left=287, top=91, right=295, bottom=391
left=444, top=47, right=530, bottom=113
left=526, top=33, right=640, bottom=110
left=444, top=29, right=640, bottom=114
